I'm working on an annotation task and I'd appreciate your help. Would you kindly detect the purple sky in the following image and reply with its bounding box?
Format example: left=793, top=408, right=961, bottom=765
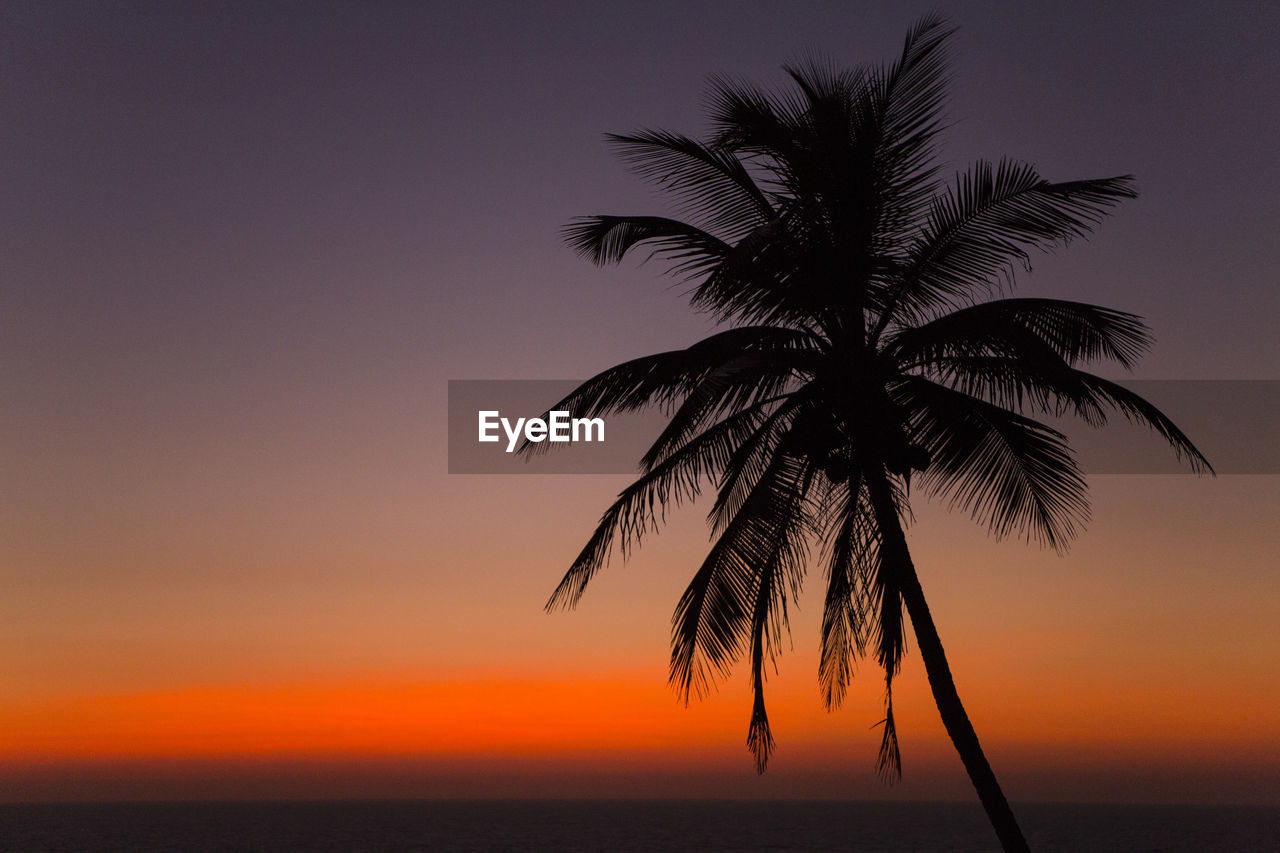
left=5, top=2, right=1277, bottom=397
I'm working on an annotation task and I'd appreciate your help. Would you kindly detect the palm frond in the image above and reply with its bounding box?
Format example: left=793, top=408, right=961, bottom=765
left=745, top=454, right=812, bottom=772
left=639, top=352, right=808, bottom=471
left=544, top=401, right=775, bottom=610
left=708, top=393, right=812, bottom=535
left=868, top=13, right=954, bottom=241
left=872, top=509, right=907, bottom=676
left=1071, top=374, right=1213, bottom=473
left=818, top=478, right=877, bottom=710
left=519, top=326, right=819, bottom=459
left=706, top=72, right=810, bottom=169
left=876, top=672, right=902, bottom=781
left=902, top=347, right=1212, bottom=477
left=606, top=130, right=775, bottom=239
left=882, top=161, right=1137, bottom=327
left=563, top=214, right=729, bottom=279
left=921, top=354, right=1101, bottom=423
left=670, top=451, right=811, bottom=703
left=888, top=298, right=1153, bottom=369
left=683, top=203, right=826, bottom=327
left=897, top=377, right=1090, bottom=550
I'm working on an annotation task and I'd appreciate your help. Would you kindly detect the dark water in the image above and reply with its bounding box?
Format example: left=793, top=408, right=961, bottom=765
left=1, top=800, right=1277, bottom=852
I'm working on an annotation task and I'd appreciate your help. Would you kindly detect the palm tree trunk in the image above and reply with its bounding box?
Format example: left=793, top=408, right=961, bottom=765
left=866, top=474, right=1032, bottom=853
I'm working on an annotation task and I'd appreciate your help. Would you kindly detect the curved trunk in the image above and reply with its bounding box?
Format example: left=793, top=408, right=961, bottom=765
left=866, top=473, right=1032, bottom=853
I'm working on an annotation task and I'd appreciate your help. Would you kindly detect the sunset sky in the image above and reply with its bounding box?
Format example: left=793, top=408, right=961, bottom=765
left=3, top=2, right=1278, bottom=804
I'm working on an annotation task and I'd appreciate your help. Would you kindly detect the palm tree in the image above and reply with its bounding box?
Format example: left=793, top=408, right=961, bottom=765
left=525, top=16, right=1210, bottom=852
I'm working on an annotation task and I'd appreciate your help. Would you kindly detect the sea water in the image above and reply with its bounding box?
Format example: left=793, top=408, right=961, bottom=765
left=2, top=799, right=1276, bottom=852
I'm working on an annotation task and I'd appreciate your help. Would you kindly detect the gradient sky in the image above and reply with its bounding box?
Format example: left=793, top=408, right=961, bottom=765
left=3, top=1, right=1278, bottom=803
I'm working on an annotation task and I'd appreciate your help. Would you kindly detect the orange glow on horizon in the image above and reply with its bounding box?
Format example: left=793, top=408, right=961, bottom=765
left=7, top=663, right=1276, bottom=767
left=5, top=672, right=752, bottom=762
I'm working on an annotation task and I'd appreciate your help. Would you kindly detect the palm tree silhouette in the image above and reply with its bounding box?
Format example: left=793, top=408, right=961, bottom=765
left=526, top=16, right=1210, bottom=852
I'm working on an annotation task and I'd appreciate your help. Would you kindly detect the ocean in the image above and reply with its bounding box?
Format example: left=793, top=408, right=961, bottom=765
left=1, top=799, right=1276, bottom=852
